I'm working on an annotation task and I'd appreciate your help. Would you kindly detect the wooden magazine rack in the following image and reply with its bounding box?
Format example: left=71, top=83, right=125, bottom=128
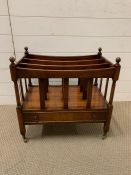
left=9, top=47, right=121, bottom=142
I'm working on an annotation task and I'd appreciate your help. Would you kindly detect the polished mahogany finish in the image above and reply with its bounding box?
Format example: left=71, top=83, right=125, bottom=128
left=9, top=47, right=121, bottom=142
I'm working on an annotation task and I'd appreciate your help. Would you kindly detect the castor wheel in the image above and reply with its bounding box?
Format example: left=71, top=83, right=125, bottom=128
left=22, top=135, right=28, bottom=143
left=102, top=132, right=107, bottom=140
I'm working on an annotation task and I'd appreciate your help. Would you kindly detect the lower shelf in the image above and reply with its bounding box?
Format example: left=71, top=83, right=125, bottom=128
left=23, top=85, right=107, bottom=111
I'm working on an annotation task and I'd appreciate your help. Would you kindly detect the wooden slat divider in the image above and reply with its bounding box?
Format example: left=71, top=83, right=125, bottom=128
left=28, top=78, right=32, bottom=87
left=86, top=78, right=93, bottom=108
left=38, top=78, right=46, bottom=109
left=82, top=79, right=88, bottom=99
left=80, top=78, right=84, bottom=92
left=62, top=78, right=64, bottom=93
left=78, top=78, right=80, bottom=86
left=63, top=78, right=69, bottom=109
left=45, top=78, right=49, bottom=93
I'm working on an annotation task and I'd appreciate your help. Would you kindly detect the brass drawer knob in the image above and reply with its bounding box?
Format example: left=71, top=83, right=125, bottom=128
left=92, top=113, right=96, bottom=119
left=33, top=115, right=38, bottom=120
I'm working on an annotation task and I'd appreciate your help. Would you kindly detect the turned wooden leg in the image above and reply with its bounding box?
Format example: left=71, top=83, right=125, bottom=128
left=20, top=123, right=27, bottom=143
left=102, top=134, right=107, bottom=140
left=102, top=123, right=108, bottom=140
left=22, top=134, right=28, bottom=143
left=16, top=107, right=27, bottom=143
left=102, top=105, right=113, bottom=140
left=20, top=125, right=27, bottom=143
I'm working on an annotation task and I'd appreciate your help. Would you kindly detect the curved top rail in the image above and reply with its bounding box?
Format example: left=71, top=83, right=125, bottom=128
left=22, top=58, right=105, bottom=65
left=18, top=62, right=110, bottom=70
left=16, top=66, right=116, bottom=79
left=28, top=54, right=99, bottom=61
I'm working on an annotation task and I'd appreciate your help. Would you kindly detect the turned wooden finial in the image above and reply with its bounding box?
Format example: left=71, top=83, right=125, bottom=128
left=9, top=57, right=16, bottom=64
left=98, top=47, right=102, bottom=56
left=24, top=46, right=29, bottom=55
left=116, top=57, right=121, bottom=64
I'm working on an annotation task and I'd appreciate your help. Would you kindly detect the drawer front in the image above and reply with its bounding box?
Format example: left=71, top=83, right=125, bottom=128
left=23, top=111, right=106, bottom=123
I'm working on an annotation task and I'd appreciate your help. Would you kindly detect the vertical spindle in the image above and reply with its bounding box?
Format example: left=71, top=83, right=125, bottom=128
left=109, top=80, right=116, bottom=104
left=94, top=78, right=98, bottom=86
left=14, top=81, right=21, bottom=106
left=24, top=78, right=28, bottom=92
left=104, top=78, right=109, bottom=99
left=19, top=79, right=24, bottom=101
left=99, top=78, right=103, bottom=92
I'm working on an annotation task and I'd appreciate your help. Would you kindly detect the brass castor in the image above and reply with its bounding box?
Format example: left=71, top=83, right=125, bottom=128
left=102, top=132, right=107, bottom=140
left=22, top=135, right=28, bottom=143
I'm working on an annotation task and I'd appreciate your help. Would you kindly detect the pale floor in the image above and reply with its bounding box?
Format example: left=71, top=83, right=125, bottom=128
left=0, top=102, right=130, bottom=175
